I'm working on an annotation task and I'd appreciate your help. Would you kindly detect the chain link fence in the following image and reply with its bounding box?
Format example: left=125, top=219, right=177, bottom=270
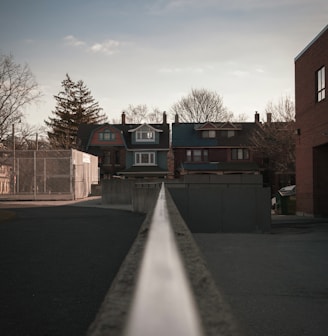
left=0, top=149, right=98, bottom=200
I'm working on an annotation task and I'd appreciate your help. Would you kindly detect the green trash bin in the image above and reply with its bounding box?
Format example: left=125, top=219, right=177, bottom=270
left=275, top=186, right=296, bottom=215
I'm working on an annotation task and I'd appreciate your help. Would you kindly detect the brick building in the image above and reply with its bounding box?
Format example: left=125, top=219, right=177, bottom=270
left=295, top=25, right=328, bottom=216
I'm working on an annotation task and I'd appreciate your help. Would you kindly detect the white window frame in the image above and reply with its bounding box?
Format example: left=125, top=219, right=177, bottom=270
left=136, top=129, right=155, bottom=142
left=317, top=66, right=326, bottom=102
left=134, top=152, right=156, bottom=166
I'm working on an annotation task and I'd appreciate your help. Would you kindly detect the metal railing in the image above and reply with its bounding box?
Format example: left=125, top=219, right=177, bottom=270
left=124, top=182, right=204, bottom=336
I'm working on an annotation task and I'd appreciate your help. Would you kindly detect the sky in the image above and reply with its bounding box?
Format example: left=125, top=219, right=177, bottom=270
left=1, top=0, right=327, bottom=127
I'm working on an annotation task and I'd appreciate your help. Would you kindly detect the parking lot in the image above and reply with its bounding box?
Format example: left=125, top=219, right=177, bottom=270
left=194, top=220, right=328, bottom=336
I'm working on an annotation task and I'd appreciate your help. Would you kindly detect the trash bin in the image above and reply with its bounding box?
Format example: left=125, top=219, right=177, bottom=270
left=275, top=185, right=296, bottom=215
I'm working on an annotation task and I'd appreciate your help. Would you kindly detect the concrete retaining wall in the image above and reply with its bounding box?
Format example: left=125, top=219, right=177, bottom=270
left=101, top=175, right=271, bottom=233
left=101, top=179, right=163, bottom=212
left=167, top=183, right=271, bottom=233
left=102, top=179, right=135, bottom=205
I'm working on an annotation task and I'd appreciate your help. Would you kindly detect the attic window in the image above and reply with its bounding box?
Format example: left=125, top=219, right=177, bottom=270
left=136, top=129, right=155, bottom=142
left=202, top=130, right=216, bottom=138
left=99, top=129, right=115, bottom=141
left=220, top=130, right=235, bottom=138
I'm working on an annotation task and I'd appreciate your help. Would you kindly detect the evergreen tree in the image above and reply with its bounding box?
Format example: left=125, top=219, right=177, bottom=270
left=45, top=74, right=107, bottom=149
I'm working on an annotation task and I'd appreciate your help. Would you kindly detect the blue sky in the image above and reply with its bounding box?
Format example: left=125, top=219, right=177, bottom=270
left=1, top=0, right=327, bottom=126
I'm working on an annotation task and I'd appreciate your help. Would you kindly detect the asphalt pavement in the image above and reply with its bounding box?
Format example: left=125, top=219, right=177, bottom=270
left=194, top=217, right=328, bottom=336
left=0, top=200, right=144, bottom=336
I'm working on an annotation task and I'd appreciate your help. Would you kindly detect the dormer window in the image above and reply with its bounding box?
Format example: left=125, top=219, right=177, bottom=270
left=202, top=130, right=216, bottom=138
left=220, top=130, right=235, bottom=138
left=99, top=129, right=115, bottom=141
left=129, top=124, right=162, bottom=144
left=136, top=130, right=154, bottom=141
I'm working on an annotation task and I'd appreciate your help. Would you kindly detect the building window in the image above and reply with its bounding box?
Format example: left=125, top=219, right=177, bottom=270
left=136, top=130, right=155, bottom=142
left=220, top=130, right=235, bottom=138
left=186, top=149, right=208, bottom=162
left=135, top=152, right=156, bottom=165
left=99, top=129, right=115, bottom=141
left=202, top=130, right=216, bottom=138
left=316, top=66, right=325, bottom=102
left=231, top=148, right=249, bottom=160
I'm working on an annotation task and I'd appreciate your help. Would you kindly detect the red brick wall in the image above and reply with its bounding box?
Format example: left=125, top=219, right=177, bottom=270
left=295, top=26, right=328, bottom=215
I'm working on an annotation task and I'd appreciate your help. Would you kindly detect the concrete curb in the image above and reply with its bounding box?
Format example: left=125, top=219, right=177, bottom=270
left=87, top=188, right=243, bottom=336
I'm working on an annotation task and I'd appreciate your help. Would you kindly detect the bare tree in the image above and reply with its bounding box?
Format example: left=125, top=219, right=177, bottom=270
left=231, top=112, right=249, bottom=122
left=148, top=107, right=165, bottom=123
left=2, top=122, right=48, bottom=150
left=170, top=88, right=229, bottom=122
left=0, top=54, right=41, bottom=142
left=251, top=96, right=296, bottom=173
left=121, top=104, right=166, bottom=123
left=123, top=104, right=149, bottom=123
left=264, top=95, right=295, bottom=122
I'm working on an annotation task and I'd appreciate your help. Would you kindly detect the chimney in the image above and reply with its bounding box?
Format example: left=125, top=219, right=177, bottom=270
left=163, top=111, right=167, bottom=124
left=255, top=111, right=260, bottom=123
left=121, top=112, right=126, bottom=125
left=174, top=113, right=179, bottom=124
left=266, top=112, right=272, bottom=124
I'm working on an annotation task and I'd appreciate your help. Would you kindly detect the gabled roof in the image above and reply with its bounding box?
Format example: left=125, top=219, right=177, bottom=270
left=119, top=123, right=169, bottom=149
left=172, top=122, right=260, bottom=147
left=217, top=122, right=242, bottom=130
left=194, top=121, right=242, bottom=131
left=295, top=24, right=328, bottom=61
left=77, top=122, right=170, bottom=151
left=195, top=122, right=217, bottom=130
left=128, top=123, right=163, bottom=133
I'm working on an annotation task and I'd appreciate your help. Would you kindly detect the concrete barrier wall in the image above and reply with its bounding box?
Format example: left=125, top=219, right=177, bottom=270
left=101, top=179, right=163, bottom=211
left=167, top=183, right=271, bottom=233
left=101, top=175, right=271, bottom=233
left=132, top=183, right=161, bottom=213
left=102, top=179, right=135, bottom=204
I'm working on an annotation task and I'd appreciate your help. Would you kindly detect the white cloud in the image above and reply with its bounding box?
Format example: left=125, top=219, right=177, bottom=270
left=158, top=66, right=204, bottom=74
left=63, top=35, right=86, bottom=47
left=63, top=35, right=124, bottom=56
left=255, top=67, right=265, bottom=73
left=89, top=40, right=121, bottom=55
left=231, top=70, right=249, bottom=77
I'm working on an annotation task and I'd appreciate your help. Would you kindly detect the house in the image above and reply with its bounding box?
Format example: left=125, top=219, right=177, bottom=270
left=295, top=24, right=328, bottom=216
left=77, top=112, right=170, bottom=179
left=77, top=123, right=126, bottom=178
left=171, top=113, right=261, bottom=177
